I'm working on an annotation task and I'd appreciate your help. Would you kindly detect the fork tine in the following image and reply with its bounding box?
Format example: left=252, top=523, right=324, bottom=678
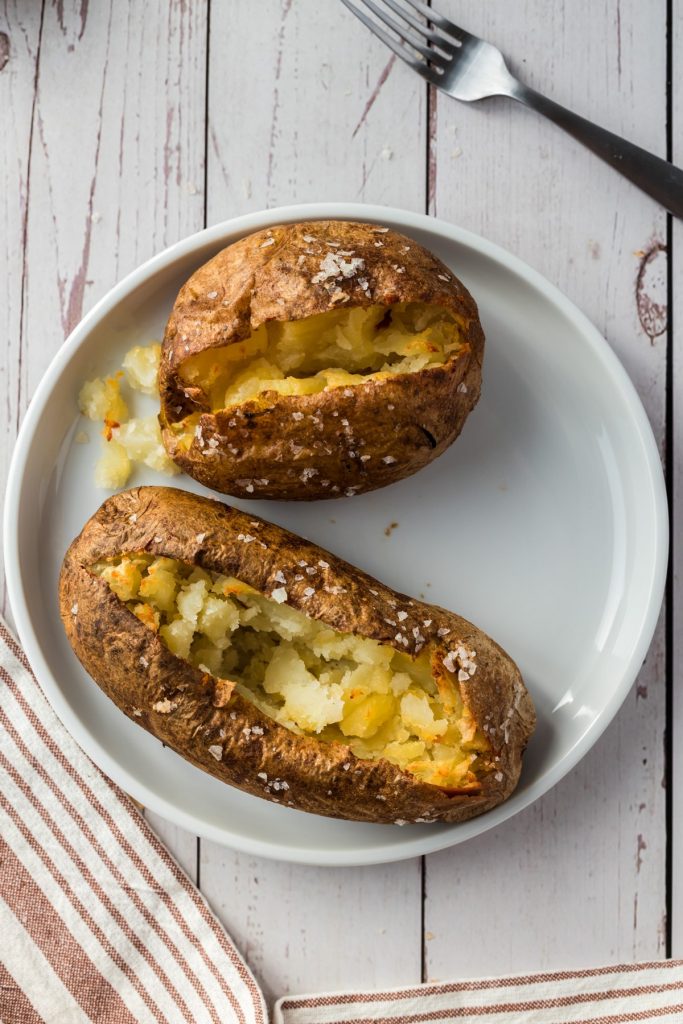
left=402, top=0, right=474, bottom=45
left=340, top=0, right=444, bottom=80
left=353, top=0, right=451, bottom=68
left=340, top=0, right=422, bottom=69
left=378, top=0, right=458, bottom=54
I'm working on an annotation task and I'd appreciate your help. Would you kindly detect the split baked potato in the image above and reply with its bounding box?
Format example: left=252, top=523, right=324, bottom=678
left=159, top=220, right=484, bottom=500
left=59, top=487, right=534, bottom=824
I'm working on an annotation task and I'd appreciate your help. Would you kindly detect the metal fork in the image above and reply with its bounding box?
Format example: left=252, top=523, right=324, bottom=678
left=341, top=0, right=683, bottom=218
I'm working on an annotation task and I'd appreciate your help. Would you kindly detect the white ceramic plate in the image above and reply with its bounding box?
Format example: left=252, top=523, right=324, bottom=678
left=4, top=202, right=668, bottom=866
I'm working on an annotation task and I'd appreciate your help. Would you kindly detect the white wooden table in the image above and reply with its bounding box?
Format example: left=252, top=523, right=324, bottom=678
left=1, top=0, right=680, bottom=1008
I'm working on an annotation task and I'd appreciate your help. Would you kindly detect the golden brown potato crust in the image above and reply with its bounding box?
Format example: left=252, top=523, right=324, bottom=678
left=159, top=220, right=484, bottom=500
left=59, top=487, right=534, bottom=824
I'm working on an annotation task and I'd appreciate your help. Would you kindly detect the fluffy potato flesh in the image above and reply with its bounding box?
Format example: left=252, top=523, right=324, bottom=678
left=92, top=553, right=491, bottom=790
left=176, top=303, right=463, bottom=419
left=79, top=343, right=180, bottom=487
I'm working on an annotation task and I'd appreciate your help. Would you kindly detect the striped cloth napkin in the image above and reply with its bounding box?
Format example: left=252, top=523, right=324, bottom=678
left=1, top=614, right=681, bottom=1024
left=0, top=619, right=266, bottom=1024
left=274, top=963, right=683, bottom=1023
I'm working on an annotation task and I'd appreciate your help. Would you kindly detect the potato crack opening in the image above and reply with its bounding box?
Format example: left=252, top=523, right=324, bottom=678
left=172, top=302, right=464, bottom=429
left=92, top=553, right=490, bottom=790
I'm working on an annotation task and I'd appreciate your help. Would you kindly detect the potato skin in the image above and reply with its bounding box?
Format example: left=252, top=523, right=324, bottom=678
left=159, top=220, right=484, bottom=500
left=59, top=487, right=535, bottom=824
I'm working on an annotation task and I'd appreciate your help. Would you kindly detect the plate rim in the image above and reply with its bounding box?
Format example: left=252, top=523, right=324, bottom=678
left=3, top=201, right=669, bottom=866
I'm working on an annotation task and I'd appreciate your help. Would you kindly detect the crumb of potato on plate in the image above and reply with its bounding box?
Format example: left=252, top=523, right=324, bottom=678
left=78, top=342, right=180, bottom=488
left=384, top=521, right=399, bottom=537
left=74, top=430, right=89, bottom=444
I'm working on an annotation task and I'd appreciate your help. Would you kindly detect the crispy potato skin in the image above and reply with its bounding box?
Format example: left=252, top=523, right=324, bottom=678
left=59, top=487, right=534, bottom=824
left=159, top=220, right=484, bottom=500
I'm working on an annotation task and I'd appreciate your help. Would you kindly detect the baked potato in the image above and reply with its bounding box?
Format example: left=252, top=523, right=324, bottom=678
left=59, top=486, right=535, bottom=824
left=159, top=220, right=484, bottom=500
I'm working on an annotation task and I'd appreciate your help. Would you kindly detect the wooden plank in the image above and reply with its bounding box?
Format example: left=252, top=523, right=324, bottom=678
left=205, top=0, right=427, bottom=223
left=201, top=848, right=422, bottom=1006
left=425, top=0, right=669, bottom=977
left=0, top=1, right=44, bottom=623
left=12, top=0, right=207, bottom=888
left=19, top=0, right=207, bottom=392
left=671, top=0, right=682, bottom=960
left=199, top=0, right=427, bottom=999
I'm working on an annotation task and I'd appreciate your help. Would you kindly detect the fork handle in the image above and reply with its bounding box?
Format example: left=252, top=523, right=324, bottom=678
left=512, top=85, right=683, bottom=218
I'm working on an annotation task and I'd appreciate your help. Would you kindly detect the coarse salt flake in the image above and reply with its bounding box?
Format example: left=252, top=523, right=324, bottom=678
left=443, top=652, right=458, bottom=674
left=271, top=587, right=288, bottom=604
left=311, top=252, right=365, bottom=285
left=208, top=744, right=223, bottom=761
left=397, top=610, right=408, bottom=621
left=383, top=456, right=396, bottom=464
left=273, top=570, right=287, bottom=584
left=195, top=532, right=206, bottom=543
left=207, top=290, right=218, bottom=299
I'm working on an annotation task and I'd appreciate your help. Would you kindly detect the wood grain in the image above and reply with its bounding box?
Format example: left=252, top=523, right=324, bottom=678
left=205, top=0, right=427, bottom=222
left=199, top=849, right=422, bottom=1005
left=0, top=0, right=44, bottom=621
left=424, top=0, right=668, bottom=977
